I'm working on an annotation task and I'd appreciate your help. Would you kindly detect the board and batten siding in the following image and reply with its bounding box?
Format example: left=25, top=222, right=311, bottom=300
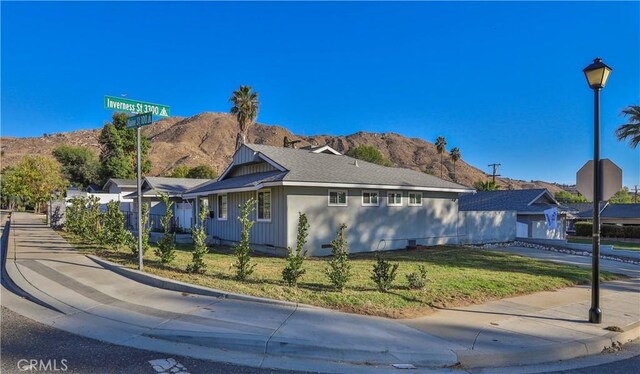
left=227, top=162, right=277, bottom=177
left=205, top=186, right=288, bottom=254
left=285, top=186, right=460, bottom=256
left=232, top=145, right=260, bottom=165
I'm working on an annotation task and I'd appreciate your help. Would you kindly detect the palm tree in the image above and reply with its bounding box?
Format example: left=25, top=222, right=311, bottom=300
left=616, top=105, right=640, bottom=149
left=435, top=136, right=447, bottom=178
left=450, top=147, right=461, bottom=181
left=229, top=85, right=260, bottom=150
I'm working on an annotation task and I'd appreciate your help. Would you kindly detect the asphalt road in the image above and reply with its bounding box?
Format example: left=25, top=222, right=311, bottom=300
left=0, top=306, right=305, bottom=374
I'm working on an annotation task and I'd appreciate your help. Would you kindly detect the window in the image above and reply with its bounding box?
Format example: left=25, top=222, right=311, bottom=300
left=217, top=194, right=228, bottom=220
left=257, top=189, right=271, bottom=221
left=408, top=192, right=423, bottom=206
left=388, top=192, right=403, bottom=206
left=362, top=190, right=379, bottom=206
left=328, top=189, right=348, bottom=206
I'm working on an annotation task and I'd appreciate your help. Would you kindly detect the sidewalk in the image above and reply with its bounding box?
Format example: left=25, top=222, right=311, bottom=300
left=2, top=212, right=639, bottom=372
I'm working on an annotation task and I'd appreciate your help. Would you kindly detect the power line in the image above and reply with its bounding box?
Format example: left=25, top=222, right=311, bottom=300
left=488, top=163, right=501, bottom=184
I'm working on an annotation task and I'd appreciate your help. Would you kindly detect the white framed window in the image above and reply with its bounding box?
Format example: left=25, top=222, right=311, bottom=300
left=408, top=192, right=423, bottom=206
left=387, top=192, right=403, bottom=206
left=362, top=190, right=379, bottom=206
left=217, top=194, right=228, bottom=220
left=257, top=189, right=272, bottom=222
left=328, top=189, right=348, bottom=206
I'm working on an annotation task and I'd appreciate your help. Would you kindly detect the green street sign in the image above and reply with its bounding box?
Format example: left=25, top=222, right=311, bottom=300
left=126, top=112, right=153, bottom=129
left=104, top=95, right=171, bottom=117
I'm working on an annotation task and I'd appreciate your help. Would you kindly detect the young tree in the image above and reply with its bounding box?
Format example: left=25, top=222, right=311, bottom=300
left=187, top=208, right=209, bottom=274
left=282, top=212, right=309, bottom=287
left=155, top=192, right=176, bottom=264
left=326, top=223, right=352, bottom=291
left=371, top=252, right=399, bottom=292
left=346, top=145, right=392, bottom=166
left=101, top=200, right=133, bottom=249
left=99, top=112, right=151, bottom=184
left=450, top=147, right=461, bottom=182
left=233, top=198, right=256, bottom=280
left=52, top=145, right=100, bottom=187
left=230, top=85, right=260, bottom=150
left=186, top=165, right=217, bottom=179
left=615, top=105, right=640, bottom=149
left=435, top=136, right=447, bottom=178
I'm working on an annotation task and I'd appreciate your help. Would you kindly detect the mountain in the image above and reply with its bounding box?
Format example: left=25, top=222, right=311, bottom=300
left=0, top=112, right=568, bottom=193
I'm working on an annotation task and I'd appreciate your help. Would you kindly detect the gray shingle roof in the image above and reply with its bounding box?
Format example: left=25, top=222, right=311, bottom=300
left=127, top=177, right=212, bottom=198
left=458, top=189, right=567, bottom=214
left=186, top=171, right=287, bottom=195
left=601, top=204, right=640, bottom=219
left=244, top=143, right=472, bottom=191
left=103, top=178, right=136, bottom=190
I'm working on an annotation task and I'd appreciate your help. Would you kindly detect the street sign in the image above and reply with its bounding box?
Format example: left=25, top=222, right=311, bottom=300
left=576, top=159, right=622, bottom=202
left=104, top=95, right=171, bottom=117
left=126, top=112, right=153, bottom=129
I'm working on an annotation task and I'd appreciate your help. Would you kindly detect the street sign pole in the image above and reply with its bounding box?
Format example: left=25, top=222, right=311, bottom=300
left=589, top=88, right=602, bottom=324
left=137, top=126, right=144, bottom=271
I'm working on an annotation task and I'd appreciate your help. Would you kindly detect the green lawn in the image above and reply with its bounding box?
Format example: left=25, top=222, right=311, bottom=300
left=568, top=238, right=640, bottom=251
left=59, top=231, right=622, bottom=318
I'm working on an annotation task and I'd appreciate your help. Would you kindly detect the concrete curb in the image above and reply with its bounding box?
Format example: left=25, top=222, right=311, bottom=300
left=455, top=322, right=640, bottom=368
left=86, top=255, right=300, bottom=308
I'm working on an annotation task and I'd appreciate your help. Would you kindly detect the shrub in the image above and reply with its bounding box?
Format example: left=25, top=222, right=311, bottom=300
left=187, top=208, right=209, bottom=274
left=130, top=202, right=150, bottom=257
left=406, top=265, right=428, bottom=290
left=101, top=200, right=133, bottom=249
left=154, top=193, right=176, bottom=264
left=575, top=222, right=640, bottom=239
left=233, top=198, right=256, bottom=281
left=371, top=252, right=398, bottom=292
left=282, top=212, right=309, bottom=286
left=575, top=222, right=592, bottom=237
left=326, top=223, right=352, bottom=291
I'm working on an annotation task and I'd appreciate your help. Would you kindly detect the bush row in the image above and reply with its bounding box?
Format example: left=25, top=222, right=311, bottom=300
left=575, top=222, right=640, bottom=239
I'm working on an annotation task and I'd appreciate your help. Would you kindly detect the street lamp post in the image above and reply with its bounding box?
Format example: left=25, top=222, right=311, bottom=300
left=582, top=57, right=612, bottom=324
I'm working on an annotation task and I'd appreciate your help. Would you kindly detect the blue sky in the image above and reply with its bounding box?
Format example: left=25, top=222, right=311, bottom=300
left=2, top=1, right=639, bottom=187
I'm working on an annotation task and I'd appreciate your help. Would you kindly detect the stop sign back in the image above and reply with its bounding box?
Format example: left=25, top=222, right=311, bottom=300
left=576, top=159, right=622, bottom=202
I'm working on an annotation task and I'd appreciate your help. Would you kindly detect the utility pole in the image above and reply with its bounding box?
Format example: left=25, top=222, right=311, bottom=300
left=488, top=163, right=501, bottom=184
left=634, top=185, right=638, bottom=203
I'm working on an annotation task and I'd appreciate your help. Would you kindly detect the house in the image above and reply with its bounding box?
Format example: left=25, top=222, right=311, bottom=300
left=566, top=203, right=640, bottom=229
left=125, top=177, right=211, bottom=231
left=183, top=143, right=474, bottom=256
left=458, top=189, right=569, bottom=240
left=102, top=178, right=137, bottom=213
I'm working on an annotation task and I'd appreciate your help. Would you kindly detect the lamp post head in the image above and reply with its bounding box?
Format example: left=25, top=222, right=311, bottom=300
left=583, top=57, right=612, bottom=90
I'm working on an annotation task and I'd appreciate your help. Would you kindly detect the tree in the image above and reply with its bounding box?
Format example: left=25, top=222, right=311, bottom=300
left=1, top=167, right=26, bottom=210
left=187, top=208, right=209, bottom=274
left=474, top=180, right=500, bottom=191
left=186, top=165, right=217, bottom=179
left=168, top=165, right=190, bottom=178
left=233, top=198, right=256, bottom=280
left=615, top=105, right=640, bottom=148
left=99, top=112, right=151, bottom=184
left=325, top=223, right=352, bottom=291
left=100, top=200, right=133, bottom=248
left=52, top=145, right=100, bottom=187
left=371, top=252, right=398, bottom=292
left=155, top=192, right=176, bottom=264
left=230, top=85, right=259, bottom=150
left=7, top=156, right=68, bottom=212
left=282, top=212, right=309, bottom=286
left=609, top=187, right=633, bottom=204
left=554, top=190, right=588, bottom=203
left=450, top=147, right=461, bottom=182
left=435, top=136, right=447, bottom=178
left=346, top=145, right=392, bottom=166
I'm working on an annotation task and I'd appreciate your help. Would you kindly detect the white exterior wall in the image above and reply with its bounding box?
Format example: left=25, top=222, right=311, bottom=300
left=457, top=211, right=517, bottom=244
left=285, top=187, right=460, bottom=256
left=518, top=215, right=566, bottom=239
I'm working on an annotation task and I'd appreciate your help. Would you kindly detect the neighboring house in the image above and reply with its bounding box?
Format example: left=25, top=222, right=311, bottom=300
left=458, top=189, right=568, bottom=240
left=102, top=178, right=137, bottom=213
left=125, top=177, right=210, bottom=231
left=566, top=203, right=640, bottom=228
left=183, top=143, right=474, bottom=256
